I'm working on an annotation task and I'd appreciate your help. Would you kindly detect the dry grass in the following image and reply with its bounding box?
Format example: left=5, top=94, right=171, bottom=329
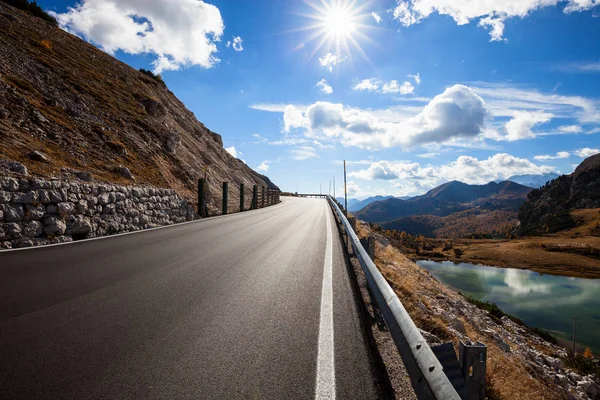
left=357, top=221, right=565, bottom=400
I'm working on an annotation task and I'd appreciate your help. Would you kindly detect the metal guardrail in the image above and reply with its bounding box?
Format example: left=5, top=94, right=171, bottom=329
left=326, top=196, right=462, bottom=400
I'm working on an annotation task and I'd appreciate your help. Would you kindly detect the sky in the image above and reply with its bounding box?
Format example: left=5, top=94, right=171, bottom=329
left=38, top=0, right=600, bottom=199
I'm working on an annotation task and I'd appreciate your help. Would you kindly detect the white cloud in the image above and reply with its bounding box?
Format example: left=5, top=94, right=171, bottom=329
left=353, top=78, right=415, bottom=95
left=349, top=154, right=555, bottom=194
left=290, top=146, right=319, bottom=160
left=392, top=0, right=600, bottom=41
left=408, top=73, right=421, bottom=85
left=504, top=110, right=552, bottom=141
left=225, top=146, right=240, bottom=158
left=471, top=82, right=600, bottom=124
left=353, top=78, right=380, bottom=92
left=256, top=161, right=270, bottom=172
left=283, top=105, right=308, bottom=133
left=284, top=84, right=488, bottom=150
left=225, top=40, right=231, bottom=48
left=319, top=53, right=345, bottom=72
left=316, top=79, right=333, bottom=94
left=232, top=36, right=243, bottom=51
left=254, top=82, right=600, bottom=150
left=556, top=61, right=600, bottom=73
left=574, top=148, right=599, bottom=158
left=52, top=0, right=224, bottom=74
left=534, top=151, right=571, bottom=160
left=557, top=125, right=583, bottom=134
left=382, top=80, right=415, bottom=95
left=371, top=12, right=382, bottom=23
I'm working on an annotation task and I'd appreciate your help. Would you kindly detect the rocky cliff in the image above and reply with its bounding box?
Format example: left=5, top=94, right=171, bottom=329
left=0, top=2, right=277, bottom=215
left=519, top=154, right=600, bottom=235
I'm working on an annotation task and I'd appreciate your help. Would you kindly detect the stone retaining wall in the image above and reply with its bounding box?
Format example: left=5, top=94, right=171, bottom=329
left=0, top=175, right=196, bottom=249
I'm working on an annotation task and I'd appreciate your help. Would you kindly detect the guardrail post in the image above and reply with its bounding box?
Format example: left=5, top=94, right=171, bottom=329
left=240, top=183, right=245, bottom=212
left=459, top=341, right=487, bottom=400
left=251, top=185, right=257, bottom=209
left=198, top=178, right=206, bottom=218
left=261, top=186, right=265, bottom=208
left=360, top=234, right=375, bottom=261
left=222, top=181, right=228, bottom=215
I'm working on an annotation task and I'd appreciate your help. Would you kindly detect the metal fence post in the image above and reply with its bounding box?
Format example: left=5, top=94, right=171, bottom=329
left=459, top=341, right=487, bottom=400
left=222, top=182, right=228, bottom=215
left=240, top=183, right=245, bottom=212
left=198, top=178, right=206, bottom=218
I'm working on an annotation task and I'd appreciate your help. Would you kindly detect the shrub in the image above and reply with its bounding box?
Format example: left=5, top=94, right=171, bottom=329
left=139, top=68, right=166, bottom=86
left=38, top=39, right=52, bottom=49
left=453, top=247, right=463, bottom=257
left=1, top=0, right=58, bottom=25
left=562, top=351, right=599, bottom=377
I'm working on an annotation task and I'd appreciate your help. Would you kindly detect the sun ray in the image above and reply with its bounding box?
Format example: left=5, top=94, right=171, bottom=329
left=293, top=0, right=376, bottom=64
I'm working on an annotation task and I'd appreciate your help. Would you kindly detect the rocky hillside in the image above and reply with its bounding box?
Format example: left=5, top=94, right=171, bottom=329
left=519, top=154, right=600, bottom=235
left=0, top=2, right=276, bottom=214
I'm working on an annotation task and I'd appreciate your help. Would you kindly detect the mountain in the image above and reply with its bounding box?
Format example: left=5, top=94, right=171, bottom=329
left=502, top=173, right=559, bottom=188
left=519, top=154, right=600, bottom=235
left=354, top=180, right=532, bottom=238
left=336, top=197, right=359, bottom=210
left=0, top=2, right=276, bottom=214
left=356, top=180, right=531, bottom=223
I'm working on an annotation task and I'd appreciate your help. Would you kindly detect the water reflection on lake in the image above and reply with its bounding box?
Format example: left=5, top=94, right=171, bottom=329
left=416, top=260, right=600, bottom=352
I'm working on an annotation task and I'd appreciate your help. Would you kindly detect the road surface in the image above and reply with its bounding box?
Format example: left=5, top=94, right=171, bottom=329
left=0, top=197, right=385, bottom=399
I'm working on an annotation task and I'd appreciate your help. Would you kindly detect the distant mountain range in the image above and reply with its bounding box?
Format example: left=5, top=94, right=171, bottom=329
left=499, top=173, right=559, bottom=189
left=336, top=195, right=412, bottom=212
left=519, top=154, right=600, bottom=235
left=354, top=180, right=533, bottom=238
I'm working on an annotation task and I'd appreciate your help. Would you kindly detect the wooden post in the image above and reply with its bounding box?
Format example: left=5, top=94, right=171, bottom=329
left=198, top=178, right=205, bottom=218
left=261, top=186, right=265, bottom=208
left=240, top=183, right=245, bottom=212
left=251, top=185, right=257, bottom=209
left=222, top=182, right=228, bottom=215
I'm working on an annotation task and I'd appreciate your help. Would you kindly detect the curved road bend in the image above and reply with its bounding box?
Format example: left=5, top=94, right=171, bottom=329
left=0, top=197, right=384, bottom=399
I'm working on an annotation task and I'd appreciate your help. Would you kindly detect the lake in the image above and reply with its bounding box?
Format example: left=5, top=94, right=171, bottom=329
left=416, top=260, right=600, bottom=353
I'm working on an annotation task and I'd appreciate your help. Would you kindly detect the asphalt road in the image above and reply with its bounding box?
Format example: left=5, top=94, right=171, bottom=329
left=0, top=197, right=384, bottom=399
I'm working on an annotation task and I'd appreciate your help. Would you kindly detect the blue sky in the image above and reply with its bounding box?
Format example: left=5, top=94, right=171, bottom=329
left=40, top=0, right=600, bottom=198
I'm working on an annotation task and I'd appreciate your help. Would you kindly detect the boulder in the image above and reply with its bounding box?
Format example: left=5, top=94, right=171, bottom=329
left=43, top=216, right=66, bottom=236
left=115, top=165, right=135, bottom=181
left=4, top=178, right=20, bottom=191
left=57, top=202, right=74, bottom=215
left=165, top=134, right=181, bottom=154
left=75, top=171, right=94, bottom=182
left=4, top=204, right=24, bottom=222
left=23, top=221, right=43, bottom=237
left=140, top=98, right=166, bottom=118
left=28, top=151, right=49, bottom=163
left=25, top=204, right=45, bottom=220
left=6, top=161, right=28, bottom=176
left=0, top=191, right=11, bottom=202
left=71, top=217, right=92, bottom=237
left=12, top=191, right=37, bottom=204
left=1, top=223, right=22, bottom=240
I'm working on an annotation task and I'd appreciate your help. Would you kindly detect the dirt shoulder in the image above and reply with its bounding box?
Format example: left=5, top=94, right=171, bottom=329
left=413, top=235, right=600, bottom=278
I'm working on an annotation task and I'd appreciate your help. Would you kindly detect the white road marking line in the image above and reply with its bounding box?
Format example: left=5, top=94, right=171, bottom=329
left=315, top=206, right=336, bottom=400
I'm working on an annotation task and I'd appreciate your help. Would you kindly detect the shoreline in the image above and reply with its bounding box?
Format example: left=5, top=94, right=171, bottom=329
left=411, top=253, right=600, bottom=279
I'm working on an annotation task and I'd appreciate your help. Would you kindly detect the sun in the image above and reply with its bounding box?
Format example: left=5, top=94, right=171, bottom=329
left=324, top=5, right=356, bottom=38
left=294, top=0, right=376, bottom=61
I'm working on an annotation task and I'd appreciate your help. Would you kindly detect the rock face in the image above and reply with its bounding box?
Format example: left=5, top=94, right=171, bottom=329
left=0, top=175, right=195, bottom=249
left=0, top=1, right=277, bottom=215
left=519, top=153, right=600, bottom=235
